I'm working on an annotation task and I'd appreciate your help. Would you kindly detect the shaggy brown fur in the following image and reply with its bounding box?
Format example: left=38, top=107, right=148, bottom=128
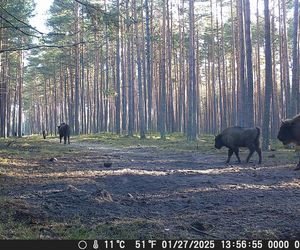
left=278, top=114, right=300, bottom=170
left=58, top=123, right=70, bottom=144
left=215, top=126, right=262, bottom=164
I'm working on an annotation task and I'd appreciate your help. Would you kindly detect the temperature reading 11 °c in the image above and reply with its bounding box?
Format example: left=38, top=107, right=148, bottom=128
left=105, top=240, right=126, bottom=249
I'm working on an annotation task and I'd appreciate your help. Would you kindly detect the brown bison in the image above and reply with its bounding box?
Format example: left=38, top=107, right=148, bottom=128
left=58, top=122, right=70, bottom=144
left=277, top=114, right=300, bottom=170
left=215, top=126, right=262, bottom=164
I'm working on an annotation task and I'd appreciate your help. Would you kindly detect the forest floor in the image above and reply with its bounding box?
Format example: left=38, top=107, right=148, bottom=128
left=0, top=133, right=300, bottom=239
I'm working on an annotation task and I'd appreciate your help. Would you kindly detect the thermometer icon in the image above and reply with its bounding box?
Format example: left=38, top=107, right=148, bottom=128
left=93, top=240, right=99, bottom=249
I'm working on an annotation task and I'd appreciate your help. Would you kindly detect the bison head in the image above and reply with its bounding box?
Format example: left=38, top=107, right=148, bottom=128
left=58, top=122, right=66, bottom=130
left=277, top=120, right=294, bottom=145
left=214, top=134, right=224, bottom=149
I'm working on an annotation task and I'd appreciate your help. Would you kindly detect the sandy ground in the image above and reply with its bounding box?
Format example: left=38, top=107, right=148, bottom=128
left=0, top=140, right=300, bottom=239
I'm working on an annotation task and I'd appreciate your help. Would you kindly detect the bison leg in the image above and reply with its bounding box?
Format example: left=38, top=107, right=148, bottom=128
left=246, top=144, right=256, bottom=163
left=256, top=148, right=262, bottom=164
left=234, top=148, right=241, bottom=163
left=64, top=135, right=67, bottom=144
left=246, top=150, right=254, bottom=163
left=60, top=136, right=62, bottom=143
left=226, top=149, right=233, bottom=163
left=68, top=135, right=70, bottom=144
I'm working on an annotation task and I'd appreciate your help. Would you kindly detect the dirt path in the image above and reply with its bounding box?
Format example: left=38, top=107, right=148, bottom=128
left=1, top=140, right=300, bottom=239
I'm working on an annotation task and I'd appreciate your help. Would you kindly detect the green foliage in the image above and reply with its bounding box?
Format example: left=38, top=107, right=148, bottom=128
left=0, top=136, right=76, bottom=160
left=47, top=0, right=74, bottom=33
left=0, top=210, right=38, bottom=239
left=251, top=16, right=265, bottom=46
left=2, top=0, right=35, bottom=43
left=23, top=0, right=120, bottom=117
left=76, top=132, right=216, bottom=153
left=0, top=208, right=165, bottom=239
left=101, top=87, right=117, bottom=98
left=52, top=219, right=165, bottom=239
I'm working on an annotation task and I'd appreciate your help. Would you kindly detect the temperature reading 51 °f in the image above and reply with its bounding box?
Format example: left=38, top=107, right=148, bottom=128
left=135, top=240, right=157, bottom=248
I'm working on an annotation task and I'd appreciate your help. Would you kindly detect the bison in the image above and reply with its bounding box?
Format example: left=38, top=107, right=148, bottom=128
left=42, top=130, right=46, bottom=139
left=58, top=122, right=70, bottom=144
left=277, top=114, right=300, bottom=170
left=215, top=126, right=262, bottom=164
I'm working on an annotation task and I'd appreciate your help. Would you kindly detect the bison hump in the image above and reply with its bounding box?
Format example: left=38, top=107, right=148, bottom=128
left=292, top=114, right=300, bottom=122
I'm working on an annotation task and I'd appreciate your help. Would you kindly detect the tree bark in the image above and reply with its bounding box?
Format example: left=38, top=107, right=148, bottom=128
left=262, top=0, right=273, bottom=150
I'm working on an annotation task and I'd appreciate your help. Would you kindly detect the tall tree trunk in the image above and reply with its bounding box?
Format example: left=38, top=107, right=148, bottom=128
left=121, top=19, right=127, bottom=132
left=80, top=10, right=86, bottom=134
left=134, top=0, right=145, bottom=139
left=18, top=50, right=23, bottom=137
left=230, top=0, right=237, bottom=126
left=271, top=9, right=279, bottom=138
left=0, top=52, right=8, bottom=137
left=244, top=0, right=254, bottom=127
left=178, top=2, right=185, bottom=132
left=145, top=0, right=152, bottom=132
left=220, top=0, right=227, bottom=129
left=6, top=64, right=10, bottom=137
left=291, top=0, right=299, bottom=116
left=216, top=4, right=224, bottom=131
left=187, top=0, right=196, bottom=140
left=210, top=0, right=217, bottom=133
left=93, top=31, right=99, bottom=133
left=74, top=1, right=80, bottom=135
left=167, top=2, right=174, bottom=133
left=238, top=0, right=245, bottom=126
left=115, top=0, right=121, bottom=134
left=160, top=0, right=167, bottom=139
left=256, top=0, right=262, bottom=127
left=127, top=0, right=134, bottom=136
left=12, top=81, right=17, bottom=136
left=262, top=0, right=273, bottom=150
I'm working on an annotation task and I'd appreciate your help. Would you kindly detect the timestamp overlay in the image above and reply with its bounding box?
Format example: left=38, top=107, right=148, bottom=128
left=112, top=240, right=300, bottom=250
left=1, top=239, right=300, bottom=250
left=84, top=240, right=300, bottom=250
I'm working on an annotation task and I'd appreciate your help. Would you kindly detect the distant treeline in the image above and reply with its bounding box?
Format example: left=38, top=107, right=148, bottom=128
left=0, top=0, right=299, bottom=150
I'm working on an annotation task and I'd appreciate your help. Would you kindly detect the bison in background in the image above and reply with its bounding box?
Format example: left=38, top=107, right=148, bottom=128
left=277, top=114, right=300, bottom=170
left=42, top=130, right=46, bottom=139
left=215, top=126, right=262, bottom=164
left=58, top=123, right=70, bottom=144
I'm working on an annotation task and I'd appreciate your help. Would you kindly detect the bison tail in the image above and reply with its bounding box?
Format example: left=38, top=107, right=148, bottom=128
left=255, top=127, right=261, bottom=144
